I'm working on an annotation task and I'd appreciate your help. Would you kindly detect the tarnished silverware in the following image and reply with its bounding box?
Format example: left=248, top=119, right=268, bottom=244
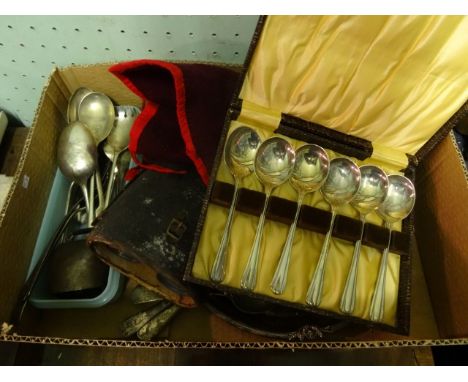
left=78, top=92, right=115, bottom=215
left=270, top=144, right=329, bottom=295
left=306, top=157, right=360, bottom=307
left=130, top=285, right=165, bottom=305
left=120, top=300, right=172, bottom=337
left=57, top=121, right=97, bottom=226
left=210, top=126, right=262, bottom=283
left=104, top=106, right=140, bottom=207
left=369, top=174, right=415, bottom=322
left=240, top=137, right=295, bottom=291
left=137, top=305, right=181, bottom=341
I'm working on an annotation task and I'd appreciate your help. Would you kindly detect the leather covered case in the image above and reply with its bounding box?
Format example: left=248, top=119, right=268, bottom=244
left=88, top=169, right=205, bottom=308
left=185, top=16, right=468, bottom=334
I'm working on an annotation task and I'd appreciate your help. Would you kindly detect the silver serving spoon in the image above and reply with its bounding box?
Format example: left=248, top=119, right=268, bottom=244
left=369, top=174, right=416, bottom=322
left=340, top=165, right=389, bottom=314
left=306, top=157, right=361, bottom=307
left=270, top=144, right=329, bottom=295
left=104, top=105, right=140, bottom=207
left=67, top=87, right=93, bottom=123
left=57, top=121, right=97, bottom=227
left=240, top=137, right=295, bottom=291
left=210, top=126, right=262, bottom=283
left=78, top=92, right=115, bottom=215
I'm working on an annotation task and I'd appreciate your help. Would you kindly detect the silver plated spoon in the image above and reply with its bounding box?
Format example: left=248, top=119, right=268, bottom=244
left=340, top=165, right=389, bottom=314
left=104, top=105, right=140, bottom=207
left=306, top=157, right=361, bottom=307
left=270, top=144, right=329, bottom=295
left=240, top=137, right=295, bottom=291
left=210, top=126, right=262, bottom=283
left=67, top=87, right=93, bottom=123
left=78, top=92, right=115, bottom=214
left=57, top=121, right=97, bottom=227
left=369, top=174, right=415, bottom=322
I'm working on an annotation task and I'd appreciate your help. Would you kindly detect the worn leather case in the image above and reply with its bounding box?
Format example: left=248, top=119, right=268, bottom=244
left=88, top=169, right=205, bottom=308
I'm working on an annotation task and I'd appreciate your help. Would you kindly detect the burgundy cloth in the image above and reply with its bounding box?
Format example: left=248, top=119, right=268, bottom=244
left=109, top=60, right=240, bottom=185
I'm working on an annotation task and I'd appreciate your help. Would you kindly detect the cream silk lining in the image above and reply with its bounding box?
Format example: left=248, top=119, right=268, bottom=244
left=191, top=16, right=468, bottom=327
left=240, top=16, right=468, bottom=157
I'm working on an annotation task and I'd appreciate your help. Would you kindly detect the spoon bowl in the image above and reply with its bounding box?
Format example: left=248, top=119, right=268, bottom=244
left=241, top=137, right=295, bottom=291
left=370, top=174, right=415, bottom=322
left=271, top=144, right=329, bottom=295
left=104, top=105, right=141, bottom=207
left=57, top=121, right=97, bottom=225
left=107, top=105, right=140, bottom=152
left=306, top=157, right=361, bottom=307
left=290, top=144, right=330, bottom=194
left=351, top=165, right=389, bottom=215
left=226, top=126, right=262, bottom=178
left=78, top=92, right=115, bottom=216
left=67, top=87, right=93, bottom=123
left=210, top=126, right=262, bottom=283
left=78, top=92, right=115, bottom=144
left=378, top=175, right=416, bottom=224
left=340, top=165, right=389, bottom=314
left=321, top=157, right=361, bottom=208
left=254, top=137, right=296, bottom=189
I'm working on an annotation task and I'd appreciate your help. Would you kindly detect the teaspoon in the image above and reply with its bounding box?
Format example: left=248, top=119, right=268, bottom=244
left=240, top=137, right=295, bottom=291
left=369, top=174, right=415, bottom=322
left=210, top=126, right=262, bottom=283
left=270, top=144, right=329, bottom=295
left=306, top=157, right=361, bottom=307
left=340, top=165, right=389, bottom=314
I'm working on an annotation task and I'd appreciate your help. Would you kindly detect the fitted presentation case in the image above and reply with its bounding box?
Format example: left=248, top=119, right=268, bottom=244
left=184, top=15, right=468, bottom=335
left=1, top=16, right=468, bottom=351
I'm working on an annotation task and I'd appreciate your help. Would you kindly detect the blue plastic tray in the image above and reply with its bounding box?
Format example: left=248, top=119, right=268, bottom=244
left=28, top=169, right=125, bottom=309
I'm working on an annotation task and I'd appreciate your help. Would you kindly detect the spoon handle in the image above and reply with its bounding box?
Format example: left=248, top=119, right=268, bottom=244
left=79, top=183, right=92, bottom=227
left=64, top=181, right=76, bottom=216
left=241, top=193, right=271, bottom=291
left=369, top=226, right=392, bottom=322
left=340, top=217, right=366, bottom=314
left=105, top=154, right=119, bottom=208
left=210, top=181, right=240, bottom=283
left=306, top=211, right=336, bottom=307
left=89, top=174, right=95, bottom=223
left=95, top=167, right=105, bottom=211
left=270, top=196, right=303, bottom=295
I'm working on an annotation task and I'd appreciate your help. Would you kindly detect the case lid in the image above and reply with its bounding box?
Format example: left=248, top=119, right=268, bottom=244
left=239, top=16, right=468, bottom=167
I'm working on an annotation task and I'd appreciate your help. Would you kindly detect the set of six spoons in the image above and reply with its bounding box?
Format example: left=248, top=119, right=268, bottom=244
left=210, top=126, right=416, bottom=322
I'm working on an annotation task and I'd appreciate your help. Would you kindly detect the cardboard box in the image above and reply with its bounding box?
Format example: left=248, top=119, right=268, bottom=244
left=0, top=127, right=31, bottom=176
left=0, top=60, right=468, bottom=348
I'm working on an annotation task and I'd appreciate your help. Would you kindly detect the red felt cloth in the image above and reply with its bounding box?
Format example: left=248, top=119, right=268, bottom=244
left=109, top=60, right=240, bottom=185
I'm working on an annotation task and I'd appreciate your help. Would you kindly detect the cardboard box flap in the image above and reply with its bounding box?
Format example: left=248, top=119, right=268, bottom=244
left=239, top=16, right=468, bottom=163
